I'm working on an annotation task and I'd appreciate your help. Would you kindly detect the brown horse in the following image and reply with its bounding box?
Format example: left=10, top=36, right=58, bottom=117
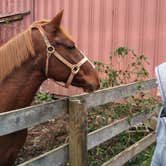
left=0, top=10, right=99, bottom=166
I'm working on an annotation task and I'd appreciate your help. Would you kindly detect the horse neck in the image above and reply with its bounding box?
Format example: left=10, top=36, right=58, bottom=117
left=0, top=58, right=46, bottom=113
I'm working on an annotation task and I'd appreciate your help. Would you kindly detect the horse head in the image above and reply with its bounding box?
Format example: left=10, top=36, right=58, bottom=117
left=31, top=10, right=100, bottom=92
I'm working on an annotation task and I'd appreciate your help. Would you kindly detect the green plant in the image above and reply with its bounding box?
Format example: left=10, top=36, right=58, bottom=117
left=34, top=92, right=54, bottom=104
left=94, top=46, right=149, bottom=88
left=93, top=46, right=158, bottom=114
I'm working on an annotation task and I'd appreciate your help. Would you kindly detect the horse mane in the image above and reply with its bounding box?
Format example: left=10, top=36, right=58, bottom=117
left=0, top=28, right=35, bottom=80
left=0, top=20, right=50, bottom=81
left=0, top=19, right=73, bottom=81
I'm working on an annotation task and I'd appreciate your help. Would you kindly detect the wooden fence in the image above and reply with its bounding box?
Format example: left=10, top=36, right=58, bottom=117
left=0, top=79, right=158, bottom=166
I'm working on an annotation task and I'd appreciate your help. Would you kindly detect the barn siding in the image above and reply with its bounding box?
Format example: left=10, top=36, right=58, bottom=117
left=0, top=0, right=166, bottom=95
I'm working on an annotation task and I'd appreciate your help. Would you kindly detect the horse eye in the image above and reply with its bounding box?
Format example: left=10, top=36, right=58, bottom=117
left=67, top=45, right=76, bottom=50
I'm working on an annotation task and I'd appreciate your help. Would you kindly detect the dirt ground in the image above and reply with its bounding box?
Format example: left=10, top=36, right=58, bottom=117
left=15, top=116, right=69, bottom=165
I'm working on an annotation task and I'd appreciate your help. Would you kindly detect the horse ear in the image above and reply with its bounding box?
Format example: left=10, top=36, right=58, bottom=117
left=47, top=10, right=64, bottom=32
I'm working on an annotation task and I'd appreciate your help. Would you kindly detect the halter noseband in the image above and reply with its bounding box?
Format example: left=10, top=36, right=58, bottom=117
left=36, top=25, right=88, bottom=88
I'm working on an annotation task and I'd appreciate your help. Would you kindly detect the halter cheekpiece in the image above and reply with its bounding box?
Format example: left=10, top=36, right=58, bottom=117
left=35, top=25, right=88, bottom=88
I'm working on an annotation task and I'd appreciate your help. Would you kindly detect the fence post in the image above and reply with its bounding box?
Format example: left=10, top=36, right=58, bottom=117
left=69, top=99, right=88, bottom=166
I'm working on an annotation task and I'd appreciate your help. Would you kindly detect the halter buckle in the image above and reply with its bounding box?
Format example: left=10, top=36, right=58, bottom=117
left=47, top=46, right=55, bottom=54
left=71, top=65, right=80, bottom=74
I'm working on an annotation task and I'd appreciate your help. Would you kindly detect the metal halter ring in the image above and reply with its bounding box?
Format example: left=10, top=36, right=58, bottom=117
left=71, top=65, right=80, bottom=74
left=47, top=46, right=55, bottom=54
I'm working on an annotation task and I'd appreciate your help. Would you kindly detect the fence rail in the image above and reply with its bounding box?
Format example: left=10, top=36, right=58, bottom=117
left=101, top=132, right=156, bottom=166
left=0, top=11, right=30, bottom=24
left=0, top=99, right=68, bottom=136
left=0, top=79, right=158, bottom=166
left=74, top=79, right=157, bottom=108
left=0, top=79, right=156, bottom=136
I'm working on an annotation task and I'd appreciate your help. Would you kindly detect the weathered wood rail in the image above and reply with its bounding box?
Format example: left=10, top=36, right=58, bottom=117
left=0, top=79, right=158, bottom=166
left=0, top=11, right=30, bottom=24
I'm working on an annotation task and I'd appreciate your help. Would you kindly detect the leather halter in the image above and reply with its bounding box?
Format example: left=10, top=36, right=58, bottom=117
left=36, top=25, right=89, bottom=88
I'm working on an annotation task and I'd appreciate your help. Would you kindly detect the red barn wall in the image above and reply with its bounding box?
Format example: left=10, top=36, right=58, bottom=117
left=1, top=0, right=166, bottom=95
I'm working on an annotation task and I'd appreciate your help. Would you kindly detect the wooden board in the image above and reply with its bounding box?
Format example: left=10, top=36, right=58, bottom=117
left=74, top=79, right=157, bottom=108
left=0, top=99, right=68, bottom=136
left=18, top=144, right=68, bottom=166
left=101, top=132, right=156, bottom=166
left=0, top=79, right=156, bottom=136
left=87, top=107, right=158, bottom=149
